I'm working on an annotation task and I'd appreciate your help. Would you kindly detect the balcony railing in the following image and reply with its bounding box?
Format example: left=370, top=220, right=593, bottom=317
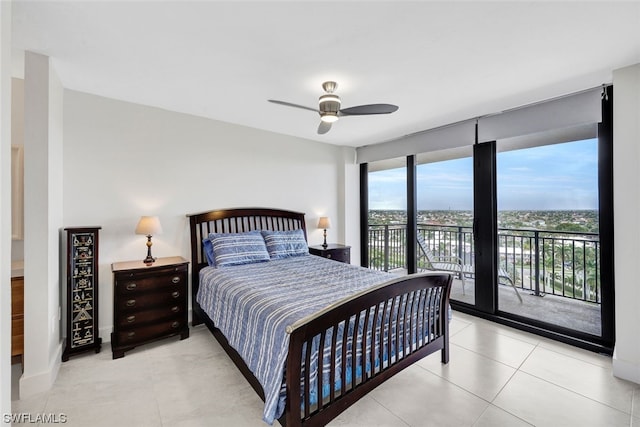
left=368, top=223, right=601, bottom=304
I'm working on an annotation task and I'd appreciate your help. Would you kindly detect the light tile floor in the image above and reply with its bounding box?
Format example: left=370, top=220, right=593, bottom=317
left=11, top=312, right=640, bottom=426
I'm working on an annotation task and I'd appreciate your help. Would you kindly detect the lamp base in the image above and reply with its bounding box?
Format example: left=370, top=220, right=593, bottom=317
left=143, top=235, right=156, bottom=265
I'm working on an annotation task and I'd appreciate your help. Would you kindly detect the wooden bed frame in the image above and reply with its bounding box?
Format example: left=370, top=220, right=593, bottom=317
left=187, top=207, right=452, bottom=427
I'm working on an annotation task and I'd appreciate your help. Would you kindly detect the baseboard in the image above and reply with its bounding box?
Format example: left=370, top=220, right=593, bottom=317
left=612, top=348, right=640, bottom=384
left=99, top=326, right=111, bottom=344
left=18, top=342, right=62, bottom=399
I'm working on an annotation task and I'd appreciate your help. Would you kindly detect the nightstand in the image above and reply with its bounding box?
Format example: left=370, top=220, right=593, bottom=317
left=111, top=256, right=189, bottom=359
left=309, top=244, right=351, bottom=264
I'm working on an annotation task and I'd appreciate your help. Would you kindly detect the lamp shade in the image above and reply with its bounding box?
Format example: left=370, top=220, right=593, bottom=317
left=317, top=217, right=331, bottom=229
left=135, top=216, right=163, bottom=236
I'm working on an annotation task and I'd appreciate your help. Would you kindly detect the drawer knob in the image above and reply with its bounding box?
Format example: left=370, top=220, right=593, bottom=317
left=327, top=254, right=332, bottom=259
left=171, top=276, right=180, bottom=284
left=171, top=291, right=180, bottom=298
left=126, top=315, right=136, bottom=323
left=126, top=283, right=137, bottom=291
left=127, top=331, right=136, bottom=339
left=126, top=299, right=136, bottom=307
left=171, top=306, right=179, bottom=313
left=171, top=321, right=180, bottom=329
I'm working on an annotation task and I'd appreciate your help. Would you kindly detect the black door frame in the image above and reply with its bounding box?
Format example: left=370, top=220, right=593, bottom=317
left=472, top=141, right=498, bottom=313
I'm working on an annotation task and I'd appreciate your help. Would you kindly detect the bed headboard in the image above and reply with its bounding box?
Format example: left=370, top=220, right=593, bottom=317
left=186, top=207, right=307, bottom=325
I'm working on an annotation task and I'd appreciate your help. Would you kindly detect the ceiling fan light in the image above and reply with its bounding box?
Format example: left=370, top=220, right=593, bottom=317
left=320, top=112, right=339, bottom=123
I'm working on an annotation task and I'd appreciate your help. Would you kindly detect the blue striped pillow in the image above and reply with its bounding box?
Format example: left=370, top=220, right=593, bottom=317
left=202, top=237, right=216, bottom=266
left=208, top=231, right=270, bottom=267
left=261, top=229, right=308, bottom=259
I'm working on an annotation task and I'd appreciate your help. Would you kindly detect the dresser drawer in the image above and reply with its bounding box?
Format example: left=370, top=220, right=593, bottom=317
left=11, top=277, right=24, bottom=315
left=308, top=245, right=351, bottom=264
left=325, top=249, right=350, bottom=263
left=115, top=268, right=186, bottom=295
left=11, top=316, right=24, bottom=357
left=115, top=304, right=183, bottom=328
left=116, top=289, right=185, bottom=312
left=11, top=277, right=24, bottom=359
left=115, top=318, right=186, bottom=346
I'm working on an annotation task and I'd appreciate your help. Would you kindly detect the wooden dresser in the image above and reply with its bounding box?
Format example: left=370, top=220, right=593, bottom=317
left=111, top=256, right=189, bottom=359
left=11, top=275, right=24, bottom=362
left=308, top=244, right=351, bottom=264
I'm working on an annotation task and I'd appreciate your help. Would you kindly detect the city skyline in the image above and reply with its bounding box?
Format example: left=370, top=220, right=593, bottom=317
left=368, top=138, right=599, bottom=211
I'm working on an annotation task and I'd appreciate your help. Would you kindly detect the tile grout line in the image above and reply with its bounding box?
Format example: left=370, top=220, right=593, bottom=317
left=482, top=342, right=538, bottom=426
left=367, top=395, right=413, bottom=427
left=412, top=353, right=534, bottom=427
left=514, top=368, right=634, bottom=419
left=520, top=343, right=638, bottom=418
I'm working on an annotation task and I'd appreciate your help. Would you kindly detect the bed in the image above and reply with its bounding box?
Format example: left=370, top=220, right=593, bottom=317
left=187, top=207, right=452, bottom=427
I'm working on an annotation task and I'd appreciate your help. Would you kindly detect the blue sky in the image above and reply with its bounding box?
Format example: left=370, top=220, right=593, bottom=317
left=368, top=138, right=599, bottom=211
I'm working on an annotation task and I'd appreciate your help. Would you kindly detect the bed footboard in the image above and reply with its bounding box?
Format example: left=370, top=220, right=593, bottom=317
left=284, top=271, right=452, bottom=427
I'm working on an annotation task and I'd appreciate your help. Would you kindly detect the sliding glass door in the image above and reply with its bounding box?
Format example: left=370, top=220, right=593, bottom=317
left=496, top=138, right=602, bottom=335
left=416, top=149, right=474, bottom=305
left=365, top=157, right=408, bottom=274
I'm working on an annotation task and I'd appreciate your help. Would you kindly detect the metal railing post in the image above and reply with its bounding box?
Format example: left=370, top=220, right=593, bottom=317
left=457, top=226, right=464, bottom=263
left=534, top=230, right=541, bottom=296
left=384, top=225, right=389, bottom=272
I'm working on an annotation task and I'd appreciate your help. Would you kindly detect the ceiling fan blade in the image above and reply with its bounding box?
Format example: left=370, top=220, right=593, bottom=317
left=339, top=104, right=399, bottom=116
left=268, top=99, right=318, bottom=113
left=317, top=121, right=332, bottom=135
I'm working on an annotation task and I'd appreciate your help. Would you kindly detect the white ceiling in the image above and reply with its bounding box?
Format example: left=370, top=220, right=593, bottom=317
left=11, top=1, right=640, bottom=148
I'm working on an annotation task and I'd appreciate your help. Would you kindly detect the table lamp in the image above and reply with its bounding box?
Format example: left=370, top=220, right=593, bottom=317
left=317, top=217, right=331, bottom=249
left=135, top=216, right=163, bottom=264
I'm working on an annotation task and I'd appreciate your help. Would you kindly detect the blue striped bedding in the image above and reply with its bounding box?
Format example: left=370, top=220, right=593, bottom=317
left=196, top=254, right=394, bottom=424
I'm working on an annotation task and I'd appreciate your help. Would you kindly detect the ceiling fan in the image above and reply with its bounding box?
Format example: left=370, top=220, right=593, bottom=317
left=269, top=81, right=399, bottom=135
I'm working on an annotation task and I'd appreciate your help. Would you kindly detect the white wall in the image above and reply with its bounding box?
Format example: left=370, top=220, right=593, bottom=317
left=613, top=63, right=640, bottom=384
left=62, top=90, right=353, bottom=340
left=339, top=147, right=361, bottom=264
left=20, top=52, right=64, bottom=398
left=0, top=0, right=13, bottom=420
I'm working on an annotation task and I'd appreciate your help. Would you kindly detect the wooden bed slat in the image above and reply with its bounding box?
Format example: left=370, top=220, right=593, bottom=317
left=361, top=307, right=370, bottom=382
left=369, top=305, right=378, bottom=377
left=304, top=339, right=312, bottom=419
left=329, top=325, right=338, bottom=403
left=407, top=291, right=415, bottom=353
left=317, top=330, right=326, bottom=412
left=378, top=299, right=388, bottom=376
left=351, top=312, right=360, bottom=388
left=391, top=301, right=396, bottom=360
left=340, top=319, right=348, bottom=395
